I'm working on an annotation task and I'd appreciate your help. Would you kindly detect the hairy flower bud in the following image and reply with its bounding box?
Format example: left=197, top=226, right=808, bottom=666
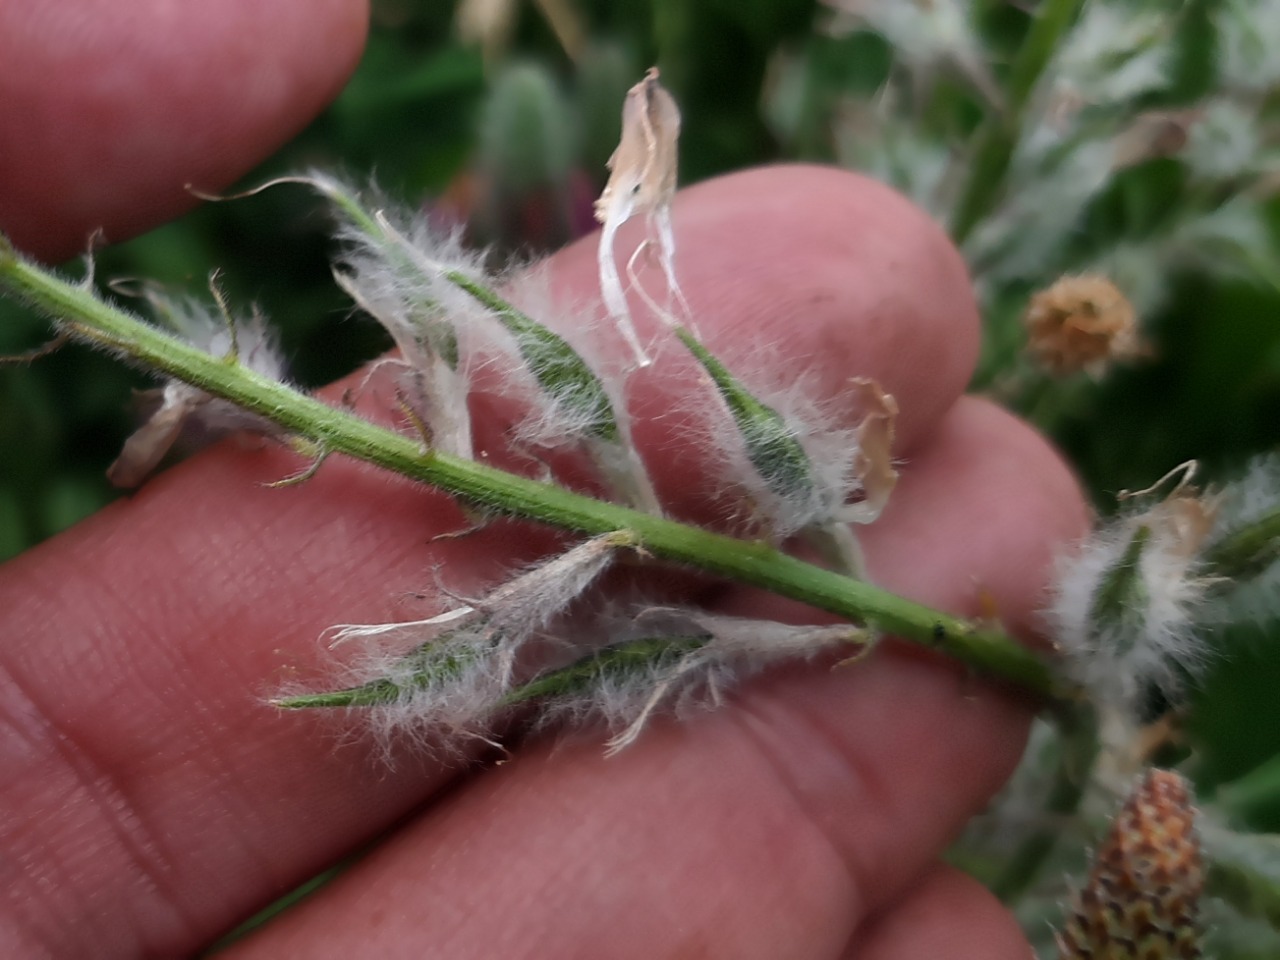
left=1051, top=464, right=1219, bottom=718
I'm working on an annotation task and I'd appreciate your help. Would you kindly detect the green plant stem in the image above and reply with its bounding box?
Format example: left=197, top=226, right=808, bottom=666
left=950, top=0, right=1085, bottom=243
left=0, top=240, right=1072, bottom=702
left=989, top=701, right=1100, bottom=902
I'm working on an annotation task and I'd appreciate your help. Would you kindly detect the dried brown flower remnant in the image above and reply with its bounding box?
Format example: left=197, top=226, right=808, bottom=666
left=594, top=67, right=680, bottom=227
left=842, top=377, right=899, bottom=523
left=1145, top=489, right=1219, bottom=564
left=1024, top=274, right=1144, bottom=376
left=107, top=384, right=203, bottom=488
left=594, top=67, right=684, bottom=366
left=105, top=294, right=286, bottom=487
left=1118, top=460, right=1220, bottom=566
left=1057, top=769, right=1204, bottom=960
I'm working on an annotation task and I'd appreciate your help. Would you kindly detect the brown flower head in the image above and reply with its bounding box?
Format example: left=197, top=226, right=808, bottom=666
left=1024, top=274, right=1145, bottom=376
left=1057, top=769, right=1203, bottom=960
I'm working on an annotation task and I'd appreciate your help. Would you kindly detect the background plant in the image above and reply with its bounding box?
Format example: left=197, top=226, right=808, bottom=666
left=4, top=0, right=1280, bottom=955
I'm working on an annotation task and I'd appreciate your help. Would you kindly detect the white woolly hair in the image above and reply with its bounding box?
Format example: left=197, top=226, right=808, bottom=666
left=309, top=623, right=512, bottom=758
left=967, top=138, right=1115, bottom=284
left=335, top=219, right=488, bottom=352
left=1184, top=100, right=1261, bottom=182
left=1048, top=504, right=1214, bottom=717
left=306, top=169, right=493, bottom=333
left=295, top=535, right=625, bottom=754
left=321, top=175, right=508, bottom=458
left=322, top=172, right=654, bottom=495
left=531, top=607, right=866, bottom=755
left=101, top=286, right=293, bottom=487
left=468, top=263, right=622, bottom=443
left=148, top=295, right=289, bottom=431
left=144, top=291, right=287, bottom=382
left=965, top=4, right=1177, bottom=284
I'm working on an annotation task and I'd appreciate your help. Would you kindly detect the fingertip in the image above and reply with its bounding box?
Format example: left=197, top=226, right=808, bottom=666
left=0, top=0, right=369, bottom=260
left=848, top=865, right=1033, bottom=960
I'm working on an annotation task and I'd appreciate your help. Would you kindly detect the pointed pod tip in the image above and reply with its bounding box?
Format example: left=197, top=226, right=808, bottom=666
left=271, top=690, right=361, bottom=710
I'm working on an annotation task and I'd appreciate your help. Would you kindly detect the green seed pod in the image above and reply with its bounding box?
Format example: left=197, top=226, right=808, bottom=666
left=675, top=326, right=816, bottom=517
left=446, top=272, right=619, bottom=442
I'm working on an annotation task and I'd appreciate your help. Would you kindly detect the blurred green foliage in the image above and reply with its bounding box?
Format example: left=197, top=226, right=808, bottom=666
left=3, top=2, right=1280, bottom=946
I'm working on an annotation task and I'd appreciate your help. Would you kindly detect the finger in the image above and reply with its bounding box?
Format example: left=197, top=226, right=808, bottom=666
left=0, top=0, right=369, bottom=262
left=0, top=166, right=982, bottom=958
left=219, top=398, right=1089, bottom=959
left=843, top=865, right=1031, bottom=960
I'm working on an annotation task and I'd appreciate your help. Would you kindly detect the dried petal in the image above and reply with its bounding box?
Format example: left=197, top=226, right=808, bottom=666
left=594, top=67, right=681, bottom=227
left=106, top=385, right=201, bottom=488
left=840, top=377, right=899, bottom=524
left=594, top=67, right=683, bottom=366
left=1119, top=462, right=1220, bottom=567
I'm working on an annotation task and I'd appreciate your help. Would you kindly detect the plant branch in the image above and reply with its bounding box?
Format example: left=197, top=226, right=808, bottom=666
left=0, top=238, right=1073, bottom=702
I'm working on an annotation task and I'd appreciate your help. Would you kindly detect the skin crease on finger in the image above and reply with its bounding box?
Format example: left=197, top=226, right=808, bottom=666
left=223, top=397, right=1088, bottom=960
left=0, top=166, right=994, bottom=958
left=0, top=0, right=370, bottom=263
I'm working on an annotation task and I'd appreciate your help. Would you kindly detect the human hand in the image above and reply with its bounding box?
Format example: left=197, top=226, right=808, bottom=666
left=0, top=4, right=1089, bottom=958
left=0, top=0, right=367, bottom=263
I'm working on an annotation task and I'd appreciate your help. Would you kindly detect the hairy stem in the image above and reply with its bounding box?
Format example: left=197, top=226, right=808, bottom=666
left=0, top=239, right=1072, bottom=702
